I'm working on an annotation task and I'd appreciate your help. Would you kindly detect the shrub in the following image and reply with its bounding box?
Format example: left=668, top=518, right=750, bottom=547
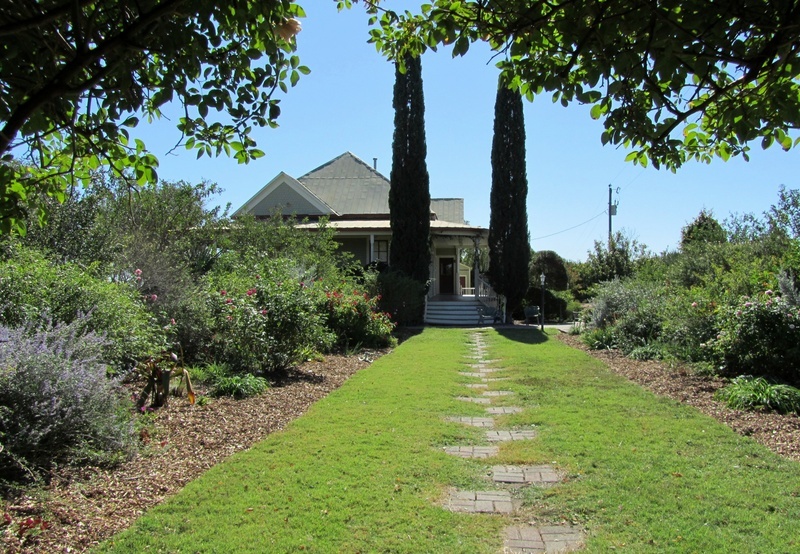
left=205, top=259, right=334, bottom=374
left=707, top=291, right=800, bottom=382
left=714, top=376, right=800, bottom=414
left=316, top=285, right=395, bottom=349
left=375, top=271, right=427, bottom=326
left=659, top=290, right=720, bottom=363
left=0, top=318, right=135, bottom=482
left=582, top=327, right=616, bottom=350
left=628, top=344, right=665, bottom=361
left=211, top=374, right=270, bottom=399
left=585, top=278, right=666, bottom=353
left=0, top=246, right=165, bottom=371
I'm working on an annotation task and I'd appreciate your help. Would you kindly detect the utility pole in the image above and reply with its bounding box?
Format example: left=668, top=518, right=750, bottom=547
left=608, top=184, right=618, bottom=249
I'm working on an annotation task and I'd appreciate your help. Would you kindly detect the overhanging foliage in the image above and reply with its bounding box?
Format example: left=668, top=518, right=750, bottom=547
left=364, top=0, right=800, bottom=170
left=0, top=0, right=307, bottom=234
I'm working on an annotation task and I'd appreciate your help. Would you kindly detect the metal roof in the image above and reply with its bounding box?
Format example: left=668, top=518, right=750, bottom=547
left=297, top=152, right=390, bottom=215
left=236, top=152, right=480, bottom=227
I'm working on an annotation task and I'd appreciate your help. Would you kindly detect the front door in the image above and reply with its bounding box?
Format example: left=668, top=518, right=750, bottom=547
left=439, top=257, right=455, bottom=295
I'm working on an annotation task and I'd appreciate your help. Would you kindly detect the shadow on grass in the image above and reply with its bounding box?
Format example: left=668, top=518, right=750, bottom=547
left=393, top=326, right=425, bottom=345
left=496, top=325, right=549, bottom=345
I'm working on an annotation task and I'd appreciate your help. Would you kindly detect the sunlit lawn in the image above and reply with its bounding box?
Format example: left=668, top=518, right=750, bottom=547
left=97, top=327, right=800, bottom=553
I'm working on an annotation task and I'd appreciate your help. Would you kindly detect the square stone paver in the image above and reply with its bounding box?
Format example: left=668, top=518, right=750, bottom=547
left=446, top=490, right=516, bottom=514
left=485, top=429, right=537, bottom=442
left=443, top=446, right=499, bottom=459
left=504, top=525, right=583, bottom=553
left=492, top=465, right=562, bottom=485
left=482, top=377, right=511, bottom=382
left=445, top=416, right=495, bottom=428
left=459, top=372, right=485, bottom=378
left=465, top=383, right=489, bottom=389
left=483, top=390, right=514, bottom=397
left=486, top=406, right=523, bottom=415
left=456, top=396, right=491, bottom=404
left=467, top=364, right=499, bottom=372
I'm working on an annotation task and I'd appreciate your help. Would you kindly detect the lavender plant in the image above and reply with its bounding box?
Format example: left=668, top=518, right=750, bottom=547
left=0, top=316, right=135, bottom=482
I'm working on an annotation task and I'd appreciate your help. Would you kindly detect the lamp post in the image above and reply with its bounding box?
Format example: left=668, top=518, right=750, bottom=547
left=540, top=273, right=545, bottom=331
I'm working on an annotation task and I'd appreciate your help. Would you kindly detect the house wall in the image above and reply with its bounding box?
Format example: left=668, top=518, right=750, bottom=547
left=337, top=238, right=369, bottom=264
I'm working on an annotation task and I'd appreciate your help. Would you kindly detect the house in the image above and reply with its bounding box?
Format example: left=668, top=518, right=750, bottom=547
left=233, top=152, right=500, bottom=325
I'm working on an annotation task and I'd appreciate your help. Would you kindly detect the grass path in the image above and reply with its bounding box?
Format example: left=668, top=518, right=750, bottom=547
left=97, top=328, right=800, bottom=553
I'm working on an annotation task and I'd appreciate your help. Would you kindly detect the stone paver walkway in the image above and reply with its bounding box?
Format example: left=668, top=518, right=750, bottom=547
left=448, top=332, right=584, bottom=553
left=446, top=490, right=516, bottom=514
left=486, top=406, right=523, bottom=415
left=504, top=525, right=584, bottom=553
left=456, top=396, right=491, bottom=404
left=445, top=416, right=495, bottom=428
left=443, top=446, right=499, bottom=459
left=485, top=429, right=537, bottom=442
left=492, top=465, right=562, bottom=485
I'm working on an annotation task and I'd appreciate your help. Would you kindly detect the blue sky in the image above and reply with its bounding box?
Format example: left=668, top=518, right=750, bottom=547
left=135, top=2, right=798, bottom=262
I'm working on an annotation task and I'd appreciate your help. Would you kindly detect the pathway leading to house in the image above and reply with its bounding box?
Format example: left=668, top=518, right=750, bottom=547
left=443, top=330, right=584, bottom=553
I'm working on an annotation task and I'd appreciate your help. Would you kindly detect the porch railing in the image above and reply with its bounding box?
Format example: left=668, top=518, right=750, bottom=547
left=475, top=273, right=506, bottom=323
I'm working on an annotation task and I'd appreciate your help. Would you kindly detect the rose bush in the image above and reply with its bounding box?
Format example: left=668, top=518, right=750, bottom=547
left=707, top=291, right=800, bottom=383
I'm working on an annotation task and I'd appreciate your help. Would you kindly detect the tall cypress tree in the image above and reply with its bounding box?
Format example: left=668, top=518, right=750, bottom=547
left=488, top=76, right=530, bottom=319
left=389, top=54, right=431, bottom=285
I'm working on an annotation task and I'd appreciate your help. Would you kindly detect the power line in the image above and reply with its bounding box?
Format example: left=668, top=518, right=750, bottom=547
left=530, top=210, right=607, bottom=240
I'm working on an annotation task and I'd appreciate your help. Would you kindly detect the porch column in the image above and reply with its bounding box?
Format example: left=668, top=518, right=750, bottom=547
left=473, top=236, right=481, bottom=295
left=456, top=247, right=462, bottom=295
left=369, top=234, right=375, bottom=263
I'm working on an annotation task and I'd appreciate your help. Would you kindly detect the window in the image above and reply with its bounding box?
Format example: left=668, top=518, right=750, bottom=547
left=374, top=240, right=389, bottom=262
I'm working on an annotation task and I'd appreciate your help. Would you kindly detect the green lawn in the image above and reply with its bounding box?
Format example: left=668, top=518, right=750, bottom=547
left=97, top=328, right=800, bottom=553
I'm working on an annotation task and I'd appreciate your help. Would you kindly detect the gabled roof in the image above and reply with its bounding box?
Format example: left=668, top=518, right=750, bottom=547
left=298, top=152, right=390, bottom=215
left=234, top=152, right=472, bottom=225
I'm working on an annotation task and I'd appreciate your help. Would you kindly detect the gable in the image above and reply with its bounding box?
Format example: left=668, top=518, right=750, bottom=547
left=250, top=182, right=326, bottom=216
left=233, top=172, right=333, bottom=218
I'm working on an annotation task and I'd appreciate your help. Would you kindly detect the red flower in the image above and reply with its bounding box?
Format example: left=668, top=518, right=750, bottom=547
left=246, top=288, right=257, bottom=296
left=220, top=290, right=227, bottom=296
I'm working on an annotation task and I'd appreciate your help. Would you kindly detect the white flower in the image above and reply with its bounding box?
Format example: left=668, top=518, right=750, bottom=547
left=277, top=18, right=302, bottom=41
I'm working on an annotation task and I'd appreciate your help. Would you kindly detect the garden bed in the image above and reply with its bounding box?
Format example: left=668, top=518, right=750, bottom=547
left=1, top=351, right=384, bottom=554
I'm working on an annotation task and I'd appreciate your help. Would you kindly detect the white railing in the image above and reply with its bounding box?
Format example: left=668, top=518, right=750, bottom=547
left=475, top=273, right=506, bottom=323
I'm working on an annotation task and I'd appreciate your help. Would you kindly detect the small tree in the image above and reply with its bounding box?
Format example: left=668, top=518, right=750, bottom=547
left=488, top=77, right=529, bottom=319
left=576, top=231, right=648, bottom=295
left=681, top=209, right=727, bottom=249
left=530, top=250, right=569, bottom=291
